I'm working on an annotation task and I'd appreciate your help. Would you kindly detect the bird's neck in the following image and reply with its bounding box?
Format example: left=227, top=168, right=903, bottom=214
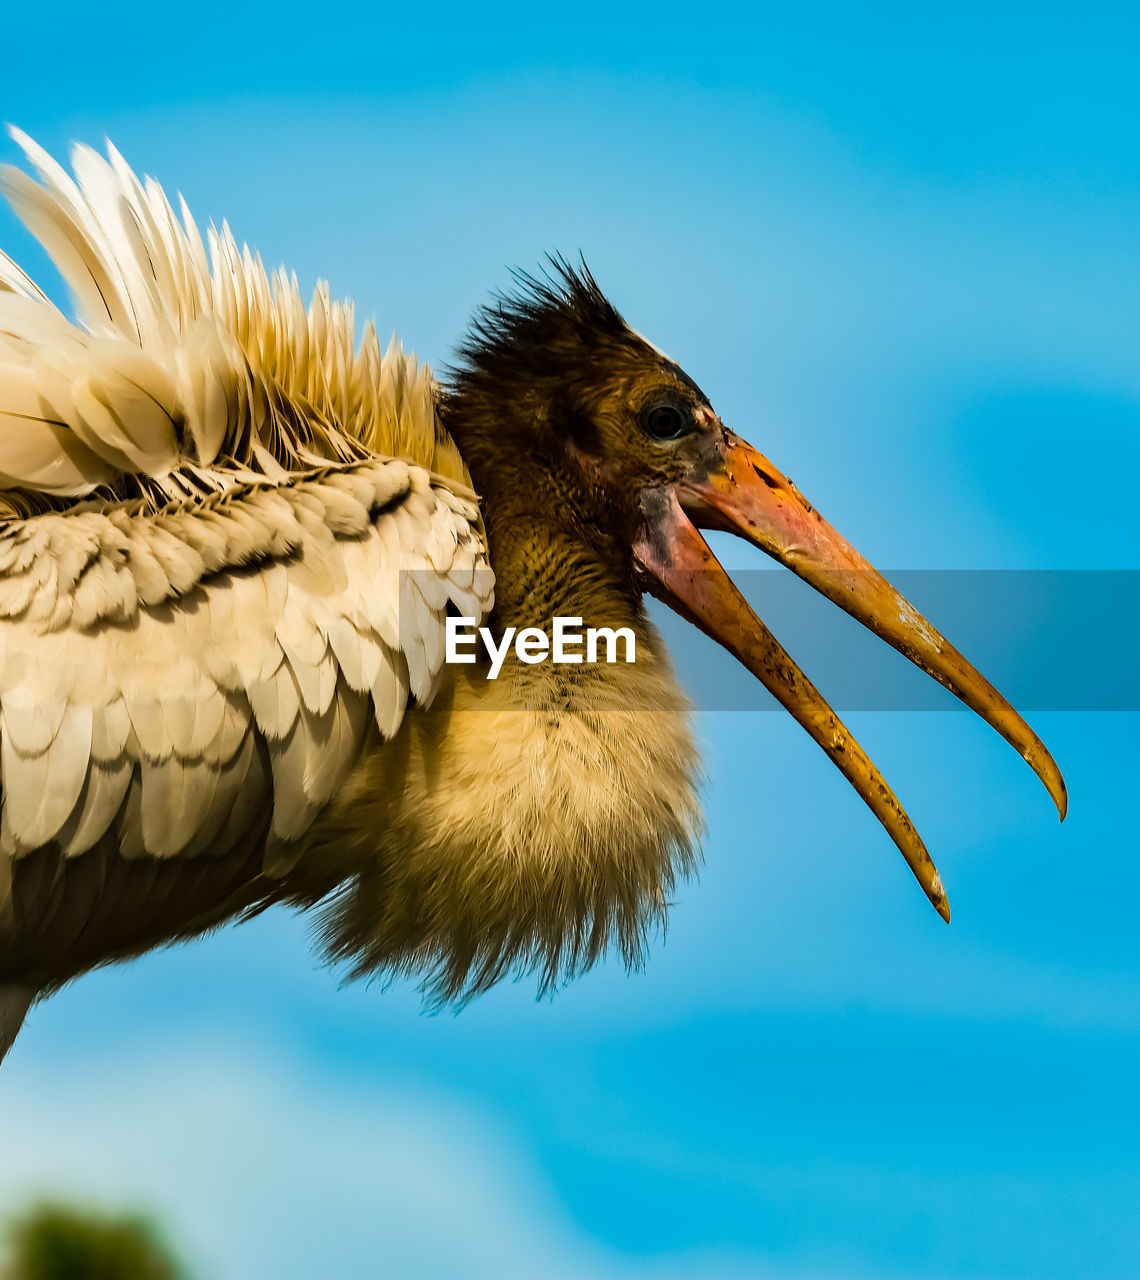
left=442, top=393, right=638, bottom=626
left=487, top=515, right=639, bottom=645
left=293, top=496, right=704, bottom=1003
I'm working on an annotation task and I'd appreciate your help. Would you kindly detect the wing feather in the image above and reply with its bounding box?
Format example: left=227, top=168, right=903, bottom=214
left=56, top=757, right=134, bottom=856
left=1, top=461, right=490, bottom=879
left=371, top=642, right=411, bottom=741
left=204, top=730, right=268, bottom=858
left=1, top=704, right=92, bottom=850
left=247, top=661, right=302, bottom=741
left=0, top=133, right=495, bottom=971
left=300, top=678, right=370, bottom=811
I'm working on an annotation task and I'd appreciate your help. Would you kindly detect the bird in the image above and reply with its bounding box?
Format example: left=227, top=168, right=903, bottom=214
left=0, top=130, right=1066, bottom=1063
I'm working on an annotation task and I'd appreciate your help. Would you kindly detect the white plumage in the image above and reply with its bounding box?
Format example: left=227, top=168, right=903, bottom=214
left=0, top=132, right=495, bottom=1046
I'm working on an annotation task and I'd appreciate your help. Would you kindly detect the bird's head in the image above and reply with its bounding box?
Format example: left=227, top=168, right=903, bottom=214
left=445, top=259, right=1066, bottom=920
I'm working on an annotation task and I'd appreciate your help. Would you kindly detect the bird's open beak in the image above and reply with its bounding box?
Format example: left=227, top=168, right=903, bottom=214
left=633, top=428, right=1067, bottom=921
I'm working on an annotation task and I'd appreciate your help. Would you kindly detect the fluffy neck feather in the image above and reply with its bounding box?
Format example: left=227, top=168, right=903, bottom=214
left=296, top=522, right=704, bottom=1002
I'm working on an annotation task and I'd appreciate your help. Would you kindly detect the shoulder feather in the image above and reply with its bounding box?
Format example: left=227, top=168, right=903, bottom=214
left=0, top=131, right=472, bottom=512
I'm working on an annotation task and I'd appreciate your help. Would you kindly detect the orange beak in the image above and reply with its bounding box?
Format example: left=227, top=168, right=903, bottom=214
left=633, top=429, right=1067, bottom=921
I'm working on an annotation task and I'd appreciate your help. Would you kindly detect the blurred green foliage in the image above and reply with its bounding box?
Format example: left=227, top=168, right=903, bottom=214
left=2, top=1204, right=189, bottom=1280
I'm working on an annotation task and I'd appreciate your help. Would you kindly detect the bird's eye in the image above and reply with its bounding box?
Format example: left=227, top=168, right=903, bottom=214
left=641, top=402, right=693, bottom=441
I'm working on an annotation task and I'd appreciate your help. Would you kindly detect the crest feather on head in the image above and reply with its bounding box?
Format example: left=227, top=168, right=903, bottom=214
left=450, top=255, right=633, bottom=390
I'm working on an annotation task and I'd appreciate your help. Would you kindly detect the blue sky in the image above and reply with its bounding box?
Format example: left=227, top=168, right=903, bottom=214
left=1, top=3, right=1138, bottom=1277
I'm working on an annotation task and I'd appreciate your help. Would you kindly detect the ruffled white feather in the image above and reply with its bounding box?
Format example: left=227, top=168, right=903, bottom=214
left=0, top=128, right=468, bottom=508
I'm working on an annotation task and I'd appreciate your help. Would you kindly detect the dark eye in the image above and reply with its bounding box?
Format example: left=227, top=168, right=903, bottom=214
left=641, top=401, right=693, bottom=441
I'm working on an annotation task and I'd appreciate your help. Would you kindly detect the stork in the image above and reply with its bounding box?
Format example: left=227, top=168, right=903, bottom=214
left=0, top=133, right=1066, bottom=1063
